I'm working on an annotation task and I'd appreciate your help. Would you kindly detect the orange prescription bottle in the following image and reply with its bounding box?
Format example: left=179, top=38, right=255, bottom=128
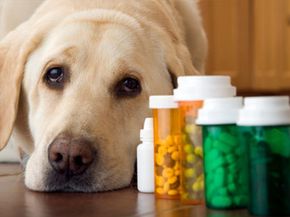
left=173, top=76, right=236, bottom=204
left=149, top=95, right=181, bottom=199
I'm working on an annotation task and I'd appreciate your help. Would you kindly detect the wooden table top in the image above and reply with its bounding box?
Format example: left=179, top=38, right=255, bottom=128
left=0, top=164, right=251, bottom=217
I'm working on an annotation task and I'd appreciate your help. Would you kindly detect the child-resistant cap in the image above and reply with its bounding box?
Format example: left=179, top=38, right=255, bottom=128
left=173, top=76, right=236, bottom=101
left=196, top=97, right=243, bottom=125
left=140, top=118, right=153, bottom=142
left=237, top=96, right=290, bottom=126
left=149, top=95, right=178, bottom=109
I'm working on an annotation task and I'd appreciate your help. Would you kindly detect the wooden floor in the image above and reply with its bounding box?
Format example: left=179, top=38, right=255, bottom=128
left=0, top=164, right=251, bottom=217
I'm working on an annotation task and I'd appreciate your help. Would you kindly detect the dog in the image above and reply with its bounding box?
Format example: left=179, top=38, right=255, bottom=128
left=0, top=0, right=207, bottom=192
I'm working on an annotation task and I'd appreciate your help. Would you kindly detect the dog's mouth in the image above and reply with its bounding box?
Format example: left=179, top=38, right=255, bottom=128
left=43, top=164, right=98, bottom=192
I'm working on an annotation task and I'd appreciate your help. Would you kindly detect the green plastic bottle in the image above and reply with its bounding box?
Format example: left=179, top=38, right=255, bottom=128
left=196, top=97, right=248, bottom=209
left=237, top=96, right=290, bottom=216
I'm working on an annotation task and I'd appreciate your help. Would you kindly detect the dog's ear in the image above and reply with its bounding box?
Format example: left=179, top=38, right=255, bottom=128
left=165, top=40, right=201, bottom=89
left=164, top=34, right=202, bottom=88
left=0, top=21, right=48, bottom=150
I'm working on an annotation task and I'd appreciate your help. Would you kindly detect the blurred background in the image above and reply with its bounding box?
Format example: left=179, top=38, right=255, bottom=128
left=200, top=0, right=290, bottom=95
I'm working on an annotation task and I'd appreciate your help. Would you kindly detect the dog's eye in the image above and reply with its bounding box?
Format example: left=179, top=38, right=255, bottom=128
left=115, top=77, right=141, bottom=97
left=44, top=67, right=65, bottom=88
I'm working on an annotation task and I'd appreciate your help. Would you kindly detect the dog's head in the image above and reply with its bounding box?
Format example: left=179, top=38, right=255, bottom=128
left=0, top=8, right=198, bottom=192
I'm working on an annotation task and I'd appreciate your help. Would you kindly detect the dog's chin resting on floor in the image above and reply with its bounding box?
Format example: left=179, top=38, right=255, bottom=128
left=0, top=0, right=207, bottom=192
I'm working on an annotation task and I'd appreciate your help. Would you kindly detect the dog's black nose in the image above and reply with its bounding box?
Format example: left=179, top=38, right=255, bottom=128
left=48, top=136, right=96, bottom=176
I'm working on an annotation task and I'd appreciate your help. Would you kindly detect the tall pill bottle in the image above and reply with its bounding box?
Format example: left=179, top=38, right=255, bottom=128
left=196, top=97, right=248, bottom=209
left=237, top=96, right=290, bottom=216
left=149, top=95, right=181, bottom=199
left=173, top=76, right=236, bottom=204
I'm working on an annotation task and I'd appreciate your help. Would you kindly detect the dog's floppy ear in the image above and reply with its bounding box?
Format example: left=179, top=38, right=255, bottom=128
left=165, top=38, right=201, bottom=89
left=0, top=22, right=48, bottom=150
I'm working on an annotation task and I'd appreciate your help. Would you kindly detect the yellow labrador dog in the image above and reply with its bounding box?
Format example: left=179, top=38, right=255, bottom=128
left=0, top=0, right=207, bottom=192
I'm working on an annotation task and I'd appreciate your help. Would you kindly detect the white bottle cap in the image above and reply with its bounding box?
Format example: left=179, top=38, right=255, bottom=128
left=237, top=96, right=290, bottom=126
left=196, top=97, right=243, bottom=125
left=140, top=118, right=153, bottom=142
left=149, top=95, right=178, bottom=109
left=173, top=75, right=236, bottom=101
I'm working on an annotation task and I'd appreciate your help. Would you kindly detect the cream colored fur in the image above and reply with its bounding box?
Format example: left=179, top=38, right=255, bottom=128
left=0, top=0, right=207, bottom=192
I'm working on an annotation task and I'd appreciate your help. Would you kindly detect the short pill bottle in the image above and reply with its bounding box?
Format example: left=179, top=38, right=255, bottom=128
left=174, top=76, right=236, bottom=205
left=237, top=96, right=290, bottom=216
left=196, top=97, right=248, bottom=209
left=149, top=95, right=181, bottom=199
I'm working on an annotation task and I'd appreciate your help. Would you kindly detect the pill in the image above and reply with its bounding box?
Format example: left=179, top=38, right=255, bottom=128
left=168, top=189, right=178, bottom=195
left=194, top=146, right=203, bottom=157
left=211, top=196, right=232, bottom=207
left=171, top=151, right=180, bottom=161
left=154, top=134, right=181, bottom=198
left=156, top=187, right=165, bottom=194
left=186, top=154, right=196, bottom=163
left=185, top=168, right=195, bottom=178
left=219, top=132, right=236, bottom=147
left=265, top=128, right=290, bottom=157
left=185, top=124, right=195, bottom=134
left=162, top=168, right=174, bottom=178
left=156, top=154, right=164, bottom=166
left=156, top=176, right=165, bottom=186
left=184, top=144, right=194, bottom=154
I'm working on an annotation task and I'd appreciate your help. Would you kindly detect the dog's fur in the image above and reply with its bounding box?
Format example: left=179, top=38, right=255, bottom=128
left=0, top=0, right=207, bottom=192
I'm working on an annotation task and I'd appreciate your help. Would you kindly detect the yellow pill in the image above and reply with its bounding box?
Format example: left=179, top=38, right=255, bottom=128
left=173, top=136, right=181, bottom=145
left=156, top=155, right=164, bottom=166
left=184, top=144, right=194, bottom=154
left=185, top=168, right=196, bottom=178
left=168, top=176, right=177, bottom=184
left=175, top=169, right=180, bottom=176
left=165, top=136, right=174, bottom=146
left=186, top=154, right=196, bottom=163
left=156, top=187, right=165, bottom=194
left=158, top=146, right=167, bottom=155
left=199, top=181, right=204, bottom=189
left=163, top=182, right=170, bottom=192
left=168, top=146, right=177, bottom=153
left=162, top=168, right=174, bottom=178
left=185, top=124, right=195, bottom=134
left=194, top=146, right=203, bottom=157
left=171, top=151, right=180, bottom=160
left=192, top=182, right=202, bottom=191
left=181, top=193, right=189, bottom=200
left=156, top=176, right=165, bottom=186
left=168, top=190, right=178, bottom=196
left=197, top=174, right=204, bottom=182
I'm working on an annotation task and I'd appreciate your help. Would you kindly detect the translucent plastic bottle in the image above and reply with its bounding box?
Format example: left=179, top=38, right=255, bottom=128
left=137, top=118, right=154, bottom=193
left=196, top=97, right=248, bottom=209
left=173, top=76, right=236, bottom=204
left=149, top=95, right=181, bottom=199
left=237, top=96, right=290, bottom=216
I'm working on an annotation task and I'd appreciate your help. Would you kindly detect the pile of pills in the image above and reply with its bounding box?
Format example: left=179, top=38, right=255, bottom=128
left=203, top=125, right=247, bottom=208
left=241, top=126, right=290, bottom=215
left=181, top=123, right=204, bottom=202
left=155, top=134, right=181, bottom=198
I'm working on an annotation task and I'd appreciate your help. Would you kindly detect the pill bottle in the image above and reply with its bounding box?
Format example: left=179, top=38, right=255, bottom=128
left=174, top=76, right=236, bottom=205
left=237, top=96, right=290, bottom=216
left=149, top=95, right=181, bottom=199
left=137, top=118, right=154, bottom=193
left=196, top=97, right=248, bottom=209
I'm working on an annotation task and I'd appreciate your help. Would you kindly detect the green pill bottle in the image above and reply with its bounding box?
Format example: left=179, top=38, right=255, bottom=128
left=237, top=96, right=290, bottom=216
left=196, top=97, right=248, bottom=209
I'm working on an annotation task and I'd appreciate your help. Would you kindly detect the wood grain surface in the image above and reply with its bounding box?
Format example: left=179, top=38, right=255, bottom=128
left=0, top=164, right=251, bottom=217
